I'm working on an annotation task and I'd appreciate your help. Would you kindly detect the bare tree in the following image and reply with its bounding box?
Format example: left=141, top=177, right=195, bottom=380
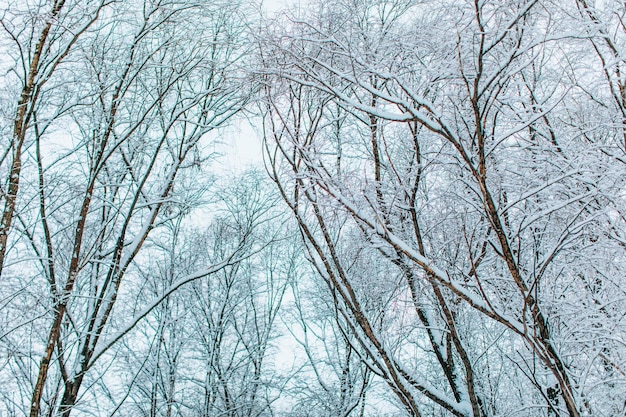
left=282, top=261, right=375, bottom=417
left=0, top=1, right=257, bottom=416
left=0, top=0, right=110, bottom=274
left=260, top=0, right=625, bottom=415
left=111, top=172, right=289, bottom=417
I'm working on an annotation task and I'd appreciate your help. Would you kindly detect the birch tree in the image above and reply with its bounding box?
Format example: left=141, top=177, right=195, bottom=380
left=0, top=1, right=257, bottom=416
left=0, top=0, right=110, bottom=274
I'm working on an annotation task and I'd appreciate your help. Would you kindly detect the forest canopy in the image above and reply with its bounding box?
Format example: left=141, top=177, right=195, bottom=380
left=0, top=1, right=624, bottom=416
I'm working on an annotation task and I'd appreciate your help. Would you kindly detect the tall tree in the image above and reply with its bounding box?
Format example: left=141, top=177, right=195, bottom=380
left=261, top=0, right=626, bottom=415
left=0, top=1, right=257, bottom=416
left=0, top=0, right=109, bottom=274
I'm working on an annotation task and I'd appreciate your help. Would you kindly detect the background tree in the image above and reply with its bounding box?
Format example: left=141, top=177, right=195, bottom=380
left=111, top=172, right=289, bottom=417
left=280, top=245, right=377, bottom=417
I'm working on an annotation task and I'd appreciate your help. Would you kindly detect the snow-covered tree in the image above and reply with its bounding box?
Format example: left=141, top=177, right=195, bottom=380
left=260, top=0, right=625, bottom=415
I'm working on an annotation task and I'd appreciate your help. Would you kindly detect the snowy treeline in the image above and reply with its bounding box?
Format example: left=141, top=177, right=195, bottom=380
left=0, top=1, right=624, bottom=416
